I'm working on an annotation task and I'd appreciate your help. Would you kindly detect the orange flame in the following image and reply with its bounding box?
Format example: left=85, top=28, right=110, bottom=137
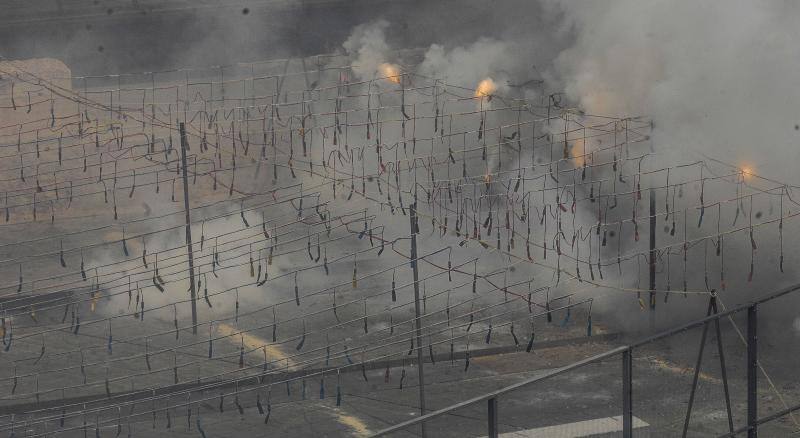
left=569, top=138, right=587, bottom=168
left=379, top=63, right=401, bottom=84
left=474, top=78, right=497, bottom=100
left=741, top=165, right=754, bottom=180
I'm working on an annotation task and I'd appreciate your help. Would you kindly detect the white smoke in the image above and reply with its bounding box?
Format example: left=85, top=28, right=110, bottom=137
left=343, top=20, right=524, bottom=96
left=418, top=38, right=512, bottom=93
left=543, top=0, right=800, bottom=181
left=342, top=19, right=393, bottom=81
left=339, top=5, right=800, bottom=332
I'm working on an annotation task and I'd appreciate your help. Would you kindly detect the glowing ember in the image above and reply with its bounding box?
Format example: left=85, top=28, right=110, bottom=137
left=474, top=78, right=497, bottom=100
left=378, top=63, right=401, bottom=84
left=569, top=138, right=587, bottom=168
left=741, top=165, right=754, bottom=180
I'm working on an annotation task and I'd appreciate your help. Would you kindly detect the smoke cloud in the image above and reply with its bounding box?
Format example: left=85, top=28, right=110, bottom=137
left=82, top=0, right=800, bottom=335
left=418, top=39, right=512, bottom=93
left=543, top=0, right=800, bottom=180
left=343, top=19, right=394, bottom=81
left=335, top=2, right=800, bottom=334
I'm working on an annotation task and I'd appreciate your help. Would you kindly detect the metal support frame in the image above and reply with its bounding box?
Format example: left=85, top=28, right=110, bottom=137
left=179, top=123, right=198, bottom=334
left=409, top=198, right=427, bottom=438
left=713, top=299, right=735, bottom=434
left=488, top=397, right=498, bottom=438
left=622, top=348, right=633, bottom=438
left=747, top=304, right=758, bottom=438
left=683, top=296, right=734, bottom=436
left=720, top=402, right=800, bottom=437
left=682, top=301, right=712, bottom=438
left=370, top=283, right=800, bottom=438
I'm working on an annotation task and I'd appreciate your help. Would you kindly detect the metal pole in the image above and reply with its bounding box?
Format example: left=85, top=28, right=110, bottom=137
left=711, top=298, right=735, bottom=434
left=409, top=198, right=427, bottom=438
left=488, top=397, right=498, bottom=438
left=649, top=188, right=656, bottom=331
left=747, top=304, right=758, bottom=438
left=179, top=123, right=199, bottom=335
left=682, top=297, right=714, bottom=437
left=622, top=348, right=633, bottom=438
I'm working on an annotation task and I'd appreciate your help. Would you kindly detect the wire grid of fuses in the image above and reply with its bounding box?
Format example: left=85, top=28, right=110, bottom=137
left=0, top=53, right=794, bottom=436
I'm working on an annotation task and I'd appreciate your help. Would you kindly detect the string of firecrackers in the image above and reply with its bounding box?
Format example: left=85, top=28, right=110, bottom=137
left=5, top=263, right=578, bottom=415
left=0, top=208, right=490, bottom=366
left=246, top=134, right=768, bottom=247
left=0, top=207, right=350, bottom=344
left=0, top=59, right=644, bottom=169
left=0, top=256, right=504, bottom=400
left=0, top=66, right=656, bottom=216
left=0, top=178, right=317, bottom=271
left=0, top=193, right=323, bottom=317
left=290, top=127, right=791, bottom=293
left=47, top=113, right=792, bottom=428
left=0, top=256, right=476, bottom=420
left=0, top=76, right=374, bottom=200
left=0, top=207, right=367, bottom=340
left=0, top=188, right=320, bottom=302
left=0, top=178, right=308, bottom=253
left=0, top=255, right=576, bottom=432
left=168, top=87, right=791, bottom=266
left=0, top=166, right=600, bottom=430
left=0, top=190, right=560, bottom=384
left=0, top=65, right=183, bottom=148
left=0, top=58, right=796, bottom=434
left=266, top=159, right=694, bottom=326
left=0, top=60, right=648, bottom=380
left=412, top=192, right=713, bottom=297
left=258, top=148, right=788, bottom=315
left=0, top=182, right=744, bottom=410
left=0, top=158, right=199, bottom=218
left=0, top=62, right=720, bottom=207
left=1, top=303, right=553, bottom=438
left=0, top=72, right=780, bottom=322
left=286, top=146, right=785, bottom=299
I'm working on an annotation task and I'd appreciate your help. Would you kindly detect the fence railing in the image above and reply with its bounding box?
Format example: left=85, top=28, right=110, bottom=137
left=370, top=282, right=800, bottom=438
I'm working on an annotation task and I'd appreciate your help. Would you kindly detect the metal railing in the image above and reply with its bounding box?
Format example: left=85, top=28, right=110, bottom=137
left=370, top=282, right=800, bottom=438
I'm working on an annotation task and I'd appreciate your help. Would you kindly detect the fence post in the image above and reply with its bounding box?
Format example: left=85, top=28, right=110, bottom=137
left=488, top=397, right=498, bottom=438
left=623, top=348, right=633, bottom=438
left=747, top=304, right=758, bottom=438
